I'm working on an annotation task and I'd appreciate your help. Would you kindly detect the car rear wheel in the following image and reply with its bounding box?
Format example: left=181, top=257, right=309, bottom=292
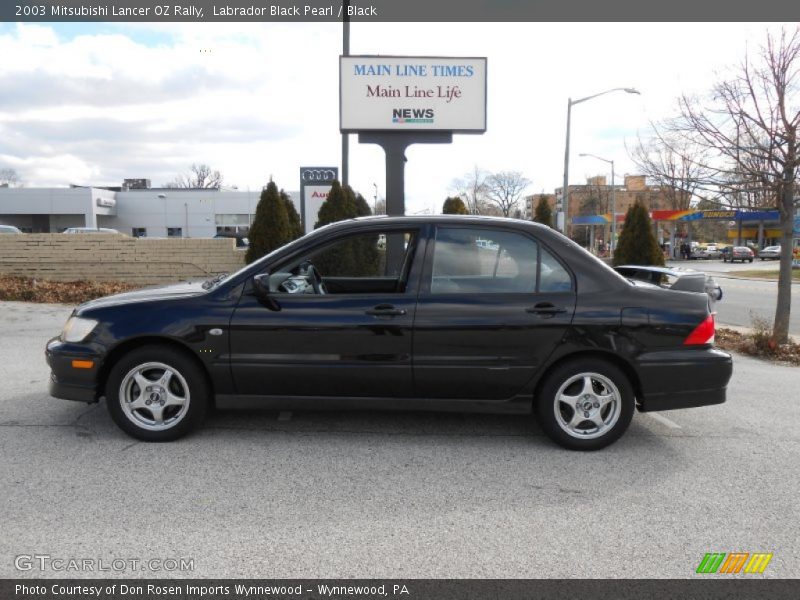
left=106, top=345, right=209, bottom=441
left=535, top=359, right=635, bottom=451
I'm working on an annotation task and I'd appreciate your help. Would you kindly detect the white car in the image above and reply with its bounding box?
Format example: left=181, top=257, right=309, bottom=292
left=62, top=227, right=120, bottom=234
left=0, top=224, right=23, bottom=234
left=759, top=245, right=781, bottom=260
left=614, top=265, right=723, bottom=305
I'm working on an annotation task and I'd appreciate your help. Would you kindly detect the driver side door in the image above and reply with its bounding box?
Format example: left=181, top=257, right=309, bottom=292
left=228, top=226, right=424, bottom=399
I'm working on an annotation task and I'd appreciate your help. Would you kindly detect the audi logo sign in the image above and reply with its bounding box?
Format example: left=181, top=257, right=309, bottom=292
left=300, top=167, right=338, bottom=183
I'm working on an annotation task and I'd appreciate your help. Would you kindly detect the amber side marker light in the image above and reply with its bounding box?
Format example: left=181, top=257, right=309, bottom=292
left=71, top=360, right=94, bottom=369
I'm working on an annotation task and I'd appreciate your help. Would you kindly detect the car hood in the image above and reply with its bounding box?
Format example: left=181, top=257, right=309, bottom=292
left=76, top=280, right=208, bottom=313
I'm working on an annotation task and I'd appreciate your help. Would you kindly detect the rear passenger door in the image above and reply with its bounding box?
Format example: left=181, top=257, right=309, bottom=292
left=412, top=226, right=576, bottom=401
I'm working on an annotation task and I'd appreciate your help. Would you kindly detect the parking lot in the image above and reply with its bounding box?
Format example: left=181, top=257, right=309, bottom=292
left=1, top=301, right=798, bottom=578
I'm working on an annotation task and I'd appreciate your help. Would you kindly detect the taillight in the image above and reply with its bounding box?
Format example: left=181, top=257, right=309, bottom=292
left=684, top=313, right=715, bottom=346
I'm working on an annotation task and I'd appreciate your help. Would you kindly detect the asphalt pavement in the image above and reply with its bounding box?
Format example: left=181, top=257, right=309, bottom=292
left=1, top=301, right=798, bottom=579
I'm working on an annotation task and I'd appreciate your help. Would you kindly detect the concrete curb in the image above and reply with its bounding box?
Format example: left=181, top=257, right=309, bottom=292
left=716, top=322, right=798, bottom=345
left=712, top=274, right=800, bottom=284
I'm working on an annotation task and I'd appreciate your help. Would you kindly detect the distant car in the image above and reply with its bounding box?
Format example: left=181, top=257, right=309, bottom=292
left=724, top=246, right=754, bottom=263
left=690, top=244, right=720, bottom=260
left=613, top=265, right=723, bottom=305
left=63, top=227, right=120, bottom=234
left=0, top=224, right=23, bottom=234
left=214, top=233, right=249, bottom=248
left=758, top=246, right=781, bottom=260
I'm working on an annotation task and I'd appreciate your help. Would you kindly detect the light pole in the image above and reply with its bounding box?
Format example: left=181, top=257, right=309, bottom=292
left=373, top=182, right=378, bottom=214
left=579, top=153, right=616, bottom=257
left=561, top=87, right=639, bottom=237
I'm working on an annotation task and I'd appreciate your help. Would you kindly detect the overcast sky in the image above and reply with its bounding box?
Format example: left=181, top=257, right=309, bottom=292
left=0, top=21, right=788, bottom=213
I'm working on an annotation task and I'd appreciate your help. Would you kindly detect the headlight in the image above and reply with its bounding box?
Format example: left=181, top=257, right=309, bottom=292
left=61, top=317, right=98, bottom=342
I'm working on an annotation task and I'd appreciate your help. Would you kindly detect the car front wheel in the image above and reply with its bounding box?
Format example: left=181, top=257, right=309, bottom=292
left=106, top=345, right=209, bottom=441
left=535, top=359, right=635, bottom=451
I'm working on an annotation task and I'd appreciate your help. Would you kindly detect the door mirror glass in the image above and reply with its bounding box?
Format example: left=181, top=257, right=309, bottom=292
left=253, top=273, right=271, bottom=297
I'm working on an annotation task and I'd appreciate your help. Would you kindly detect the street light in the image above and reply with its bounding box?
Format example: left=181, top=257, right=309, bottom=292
left=561, top=87, right=640, bottom=236
left=579, top=153, right=616, bottom=257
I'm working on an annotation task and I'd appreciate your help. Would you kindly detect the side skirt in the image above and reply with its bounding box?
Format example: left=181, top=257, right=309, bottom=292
left=215, top=394, right=533, bottom=415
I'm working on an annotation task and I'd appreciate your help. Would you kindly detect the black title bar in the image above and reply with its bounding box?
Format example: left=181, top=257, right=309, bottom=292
left=3, top=0, right=799, bottom=22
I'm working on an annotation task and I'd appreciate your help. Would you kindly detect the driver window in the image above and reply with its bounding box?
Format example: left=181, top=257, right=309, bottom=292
left=271, top=229, right=418, bottom=294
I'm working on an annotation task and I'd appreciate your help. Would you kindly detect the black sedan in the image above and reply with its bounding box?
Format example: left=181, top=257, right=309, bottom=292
left=46, top=216, right=732, bottom=450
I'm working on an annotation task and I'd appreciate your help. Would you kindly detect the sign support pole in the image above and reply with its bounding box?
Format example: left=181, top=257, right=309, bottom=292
left=358, top=132, right=452, bottom=216
left=359, top=132, right=452, bottom=274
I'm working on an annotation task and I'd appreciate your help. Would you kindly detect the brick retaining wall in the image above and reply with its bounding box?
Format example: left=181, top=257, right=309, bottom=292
left=0, top=234, right=246, bottom=285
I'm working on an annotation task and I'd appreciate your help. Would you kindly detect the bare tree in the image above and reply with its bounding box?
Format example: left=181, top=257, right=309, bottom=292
left=628, top=133, right=710, bottom=211
left=666, top=27, right=800, bottom=344
left=452, top=166, right=489, bottom=214
left=165, top=163, right=224, bottom=189
left=0, top=168, right=21, bottom=187
left=484, top=171, right=531, bottom=217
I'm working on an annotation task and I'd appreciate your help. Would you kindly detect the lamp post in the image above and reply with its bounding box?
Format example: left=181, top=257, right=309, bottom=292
left=561, top=87, right=640, bottom=237
left=373, top=182, right=378, bottom=214
left=579, top=153, right=616, bottom=257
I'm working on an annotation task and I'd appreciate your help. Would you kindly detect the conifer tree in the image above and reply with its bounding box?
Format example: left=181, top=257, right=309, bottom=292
left=442, top=196, right=469, bottom=214
left=281, top=190, right=303, bottom=240
left=245, top=180, right=291, bottom=264
left=533, top=197, right=553, bottom=227
left=613, top=200, right=665, bottom=266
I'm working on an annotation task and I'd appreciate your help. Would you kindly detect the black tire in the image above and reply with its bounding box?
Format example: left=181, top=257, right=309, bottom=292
left=749, top=258, right=753, bottom=263
left=106, top=345, right=209, bottom=441
left=535, top=358, right=635, bottom=451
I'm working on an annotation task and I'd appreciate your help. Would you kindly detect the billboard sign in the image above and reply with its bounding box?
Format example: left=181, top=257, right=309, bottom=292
left=299, top=167, right=338, bottom=234
left=340, top=55, right=487, bottom=133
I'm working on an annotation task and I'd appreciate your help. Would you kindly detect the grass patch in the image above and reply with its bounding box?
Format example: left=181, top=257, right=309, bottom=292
left=733, top=269, right=800, bottom=280
left=0, top=276, right=138, bottom=304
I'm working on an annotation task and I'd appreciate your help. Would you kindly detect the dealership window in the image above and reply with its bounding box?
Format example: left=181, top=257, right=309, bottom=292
left=132, top=227, right=147, bottom=238
left=215, top=214, right=250, bottom=235
left=167, top=227, right=183, bottom=238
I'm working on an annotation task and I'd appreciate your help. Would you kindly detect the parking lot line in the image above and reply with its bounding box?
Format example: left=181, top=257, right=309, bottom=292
left=645, top=412, right=682, bottom=429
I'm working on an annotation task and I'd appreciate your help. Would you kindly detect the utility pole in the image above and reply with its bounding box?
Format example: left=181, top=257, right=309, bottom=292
left=341, top=0, right=350, bottom=187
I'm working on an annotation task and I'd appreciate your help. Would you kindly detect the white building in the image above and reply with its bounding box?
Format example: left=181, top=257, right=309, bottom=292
left=0, top=182, right=301, bottom=238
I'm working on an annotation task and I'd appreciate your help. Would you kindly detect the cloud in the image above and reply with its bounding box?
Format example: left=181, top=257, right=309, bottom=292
left=0, top=21, right=793, bottom=213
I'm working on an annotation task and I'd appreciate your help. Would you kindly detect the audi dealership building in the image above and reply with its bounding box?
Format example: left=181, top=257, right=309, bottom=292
left=0, top=179, right=305, bottom=238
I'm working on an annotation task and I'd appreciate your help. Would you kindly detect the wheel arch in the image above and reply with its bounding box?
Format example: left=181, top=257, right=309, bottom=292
left=532, top=350, right=643, bottom=408
left=98, top=336, right=215, bottom=404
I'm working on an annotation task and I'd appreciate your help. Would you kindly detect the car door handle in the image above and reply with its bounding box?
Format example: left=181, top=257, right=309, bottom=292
left=526, top=303, right=567, bottom=315
left=365, top=304, right=407, bottom=317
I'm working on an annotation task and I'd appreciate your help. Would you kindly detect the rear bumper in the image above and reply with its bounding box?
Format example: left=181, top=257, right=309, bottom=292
left=635, top=347, right=732, bottom=412
left=45, top=337, right=101, bottom=404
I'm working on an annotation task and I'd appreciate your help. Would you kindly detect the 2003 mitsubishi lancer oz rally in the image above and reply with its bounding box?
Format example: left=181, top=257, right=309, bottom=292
left=46, top=216, right=733, bottom=450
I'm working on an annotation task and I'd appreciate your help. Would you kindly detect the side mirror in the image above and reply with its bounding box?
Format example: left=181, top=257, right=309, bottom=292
left=252, top=274, right=281, bottom=311
left=253, top=273, right=271, bottom=296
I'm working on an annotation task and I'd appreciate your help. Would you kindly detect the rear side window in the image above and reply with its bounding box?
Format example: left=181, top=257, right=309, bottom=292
left=430, top=227, right=572, bottom=294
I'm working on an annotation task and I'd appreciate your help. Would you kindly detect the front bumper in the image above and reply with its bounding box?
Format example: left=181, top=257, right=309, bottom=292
left=635, top=347, right=732, bottom=412
left=45, top=337, right=102, bottom=403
